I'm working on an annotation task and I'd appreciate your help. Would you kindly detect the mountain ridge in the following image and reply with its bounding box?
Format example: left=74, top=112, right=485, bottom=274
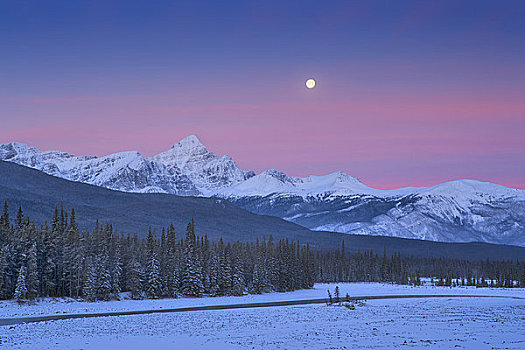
left=1, top=136, right=524, bottom=246
left=1, top=159, right=524, bottom=262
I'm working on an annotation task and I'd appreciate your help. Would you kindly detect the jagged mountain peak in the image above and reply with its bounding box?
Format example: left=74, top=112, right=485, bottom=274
left=154, top=135, right=216, bottom=168
left=261, top=169, right=296, bottom=181
left=5, top=141, right=33, bottom=150
left=0, top=142, right=37, bottom=158
left=171, top=134, right=207, bottom=152
left=149, top=136, right=253, bottom=194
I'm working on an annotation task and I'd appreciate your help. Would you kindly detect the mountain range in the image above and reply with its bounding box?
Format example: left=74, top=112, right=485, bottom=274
left=2, top=160, right=525, bottom=261
left=1, top=135, right=524, bottom=246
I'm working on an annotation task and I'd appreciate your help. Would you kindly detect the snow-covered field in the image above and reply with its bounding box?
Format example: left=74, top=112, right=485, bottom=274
left=1, top=283, right=524, bottom=349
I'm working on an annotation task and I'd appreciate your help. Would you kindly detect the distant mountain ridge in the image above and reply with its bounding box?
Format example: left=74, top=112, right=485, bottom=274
left=1, top=136, right=524, bottom=246
left=2, top=159, right=525, bottom=262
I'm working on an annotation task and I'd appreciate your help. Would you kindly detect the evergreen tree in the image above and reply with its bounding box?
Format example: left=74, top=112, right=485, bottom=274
left=145, top=252, right=162, bottom=299
left=42, top=225, right=57, bottom=297
left=97, top=266, right=112, bottom=301
left=128, top=260, right=144, bottom=300
left=95, top=252, right=112, bottom=301
left=0, top=201, right=9, bottom=245
left=26, top=243, right=39, bottom=300
left=15, top=206, right=23, bottom=228
left=181, top=220, right=203, bottom=297
left=251, top=262, right=264, bottom=294
left=231, top=254, right=245, bottom=296
left=83, top=258, right=97, bottom=301
left=111, top=243, right=122, bottom=297
left=0, top=247, right=7, bottom=299
left=165, top=224, right=178, bottom=297
left=14, top=266, right=28, bottom=302
left=208, top=255, right=220, bottom=296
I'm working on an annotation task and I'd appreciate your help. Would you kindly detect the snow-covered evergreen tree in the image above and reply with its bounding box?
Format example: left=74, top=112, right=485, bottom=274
left=82, top=258, right=97, bottom=301
left=0, top=201, right=9, bottom=245
left=207, top=255, right=220, bottom=296
left=0, top=246, right=8, bottom=299
left=93, top=250, right=112, bottom=301
left=26, top=243, right=39, bottom=300
left=144, top=229, right=163, bottom=299
left=145, top=252, right=162, bottom=299
left=251, top=262, right=263, bottom=294
left=128, top=260, right=144, bottom=300
left=231, top=254, right=245, bottom=296
left=111, top=243, right=122, bottom=298
left=97, top=266, right=112, bottom=301
left=14, top=266, right=28, bottom=302
left=181, top=220, right=203, bottom=297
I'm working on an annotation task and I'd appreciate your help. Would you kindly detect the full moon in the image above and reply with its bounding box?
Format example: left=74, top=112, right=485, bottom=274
left=305, top=78, right=316, bottom=89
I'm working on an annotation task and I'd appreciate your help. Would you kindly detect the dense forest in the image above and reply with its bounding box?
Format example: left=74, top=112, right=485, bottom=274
left=0, top=202, right=524, bottom=302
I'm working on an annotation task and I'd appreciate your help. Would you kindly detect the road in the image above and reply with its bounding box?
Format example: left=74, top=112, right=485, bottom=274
left=1, top=294, right=522, bottom=326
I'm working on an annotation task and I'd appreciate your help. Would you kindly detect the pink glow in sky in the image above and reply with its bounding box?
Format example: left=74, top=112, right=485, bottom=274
left=1, top=83, right=524, bottom=190
left=1, top=1, right=524, bottom=190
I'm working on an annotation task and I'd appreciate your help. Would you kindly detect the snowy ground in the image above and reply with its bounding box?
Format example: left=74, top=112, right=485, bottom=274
left=1, top=283, right=524, bottom=349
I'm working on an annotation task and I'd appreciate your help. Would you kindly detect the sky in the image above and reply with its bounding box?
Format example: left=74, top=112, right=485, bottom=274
left=1, top=0, right=524, bottom=189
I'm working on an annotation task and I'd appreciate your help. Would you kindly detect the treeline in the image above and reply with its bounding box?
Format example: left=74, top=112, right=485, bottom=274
left=0, top=203, right=315, bottom=301
left=316, top=244, right=525, bottom=288
left=0, top=202, right=524, bottom=302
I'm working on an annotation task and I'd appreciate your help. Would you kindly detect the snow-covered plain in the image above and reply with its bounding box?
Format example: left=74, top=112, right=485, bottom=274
left=1, top=283, right=524, bottom=349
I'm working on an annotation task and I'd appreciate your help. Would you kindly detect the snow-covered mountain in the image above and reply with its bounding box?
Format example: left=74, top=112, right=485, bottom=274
left=0, top=135, right=251, bottom=196
left=224, top=174, right=525, bottom=246
left=0, top=141, right=198, bottom=195
left=150, top=135, right=254, bottom=194
left=1, top=136, right=524, bottom=246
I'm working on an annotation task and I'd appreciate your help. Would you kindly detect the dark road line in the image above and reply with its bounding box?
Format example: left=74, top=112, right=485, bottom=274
left=1, top=294, right=523, bottom=326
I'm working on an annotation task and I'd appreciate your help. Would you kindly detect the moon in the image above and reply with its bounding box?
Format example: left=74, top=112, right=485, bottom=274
left=305, top=78, right=316, bottom=89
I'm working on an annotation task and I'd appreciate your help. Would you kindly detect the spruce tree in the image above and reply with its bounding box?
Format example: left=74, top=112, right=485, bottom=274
left=26, top=243, right=39, bottom=300
left=251, top=262, right=263, bottom=294
left=15, top=206, right=23, bottom=228
left=145, top=252, right=162, bottom=299
left=208, top=255, right=220, bottom=296
left=14, top=266, right=28, bottom=302
left=83, top=259, right=97, bottom=301
left=165, top=224, right=178, bottom=297
left=95, top=251, right=112, bottom=301
left=0, top=247, right=8, bottom=299
left=128, top=260, right=144, bottom=300
left=0, top=201, right=9, bottom=245
left=231, top=254, right=245, bottom=296
left=181, top=220, right=203, bottom=297
left=111, top=243, right=122, bottom=298
left=334, top=285, right=340, bottom=304
left=97, top=266, right=112, bottom=301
